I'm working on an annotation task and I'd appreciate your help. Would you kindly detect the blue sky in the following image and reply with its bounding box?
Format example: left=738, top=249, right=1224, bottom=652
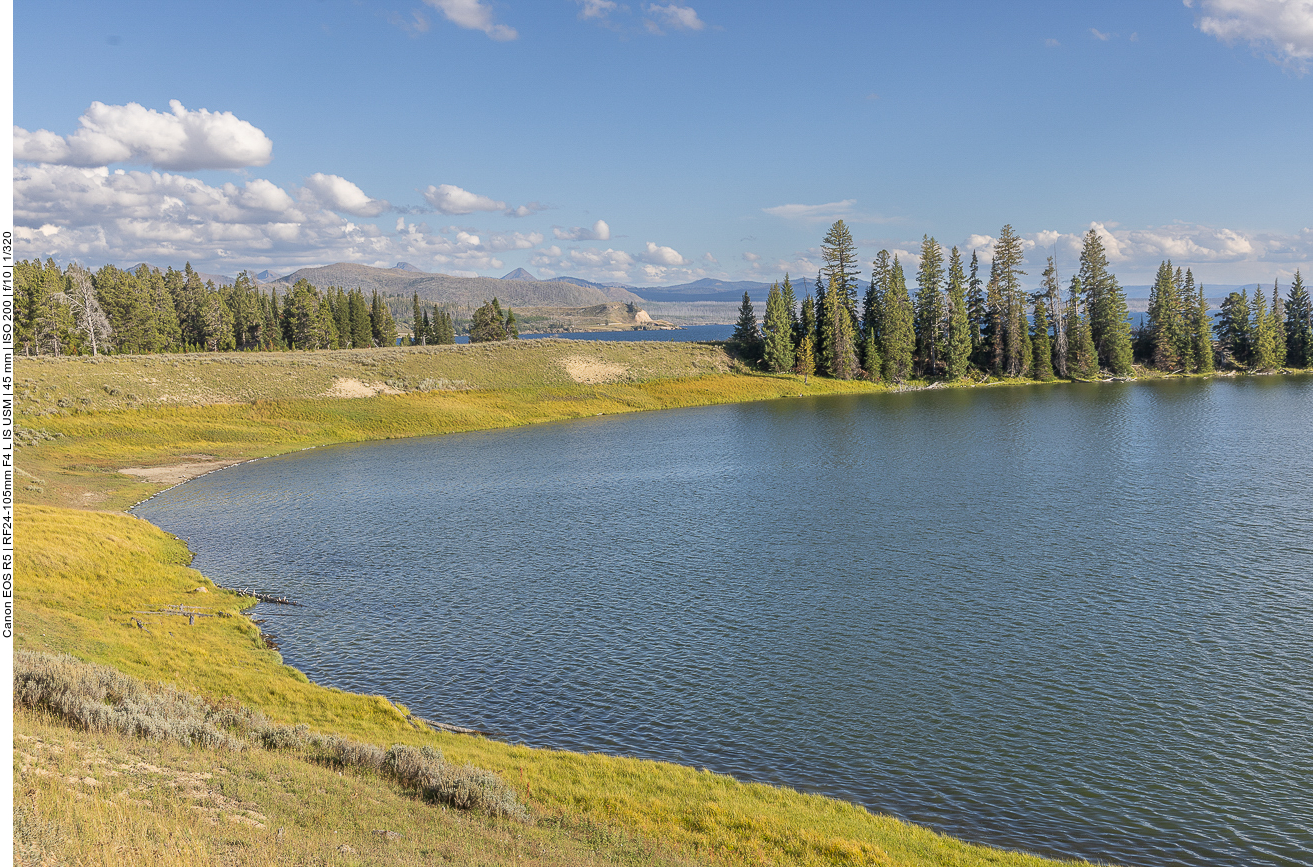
left=12, top=0, right=1313, bottom=287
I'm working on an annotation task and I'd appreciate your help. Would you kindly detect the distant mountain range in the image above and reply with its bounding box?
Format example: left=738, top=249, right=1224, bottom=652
left=498, top=268, right=645, bottom=303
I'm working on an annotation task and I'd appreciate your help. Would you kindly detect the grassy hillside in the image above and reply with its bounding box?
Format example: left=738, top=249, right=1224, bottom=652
left=15, top=504, right=1091, bottom=867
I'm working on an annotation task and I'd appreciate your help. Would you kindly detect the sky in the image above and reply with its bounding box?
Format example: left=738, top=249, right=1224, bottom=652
left=11, top=0, right=1313, bottom=288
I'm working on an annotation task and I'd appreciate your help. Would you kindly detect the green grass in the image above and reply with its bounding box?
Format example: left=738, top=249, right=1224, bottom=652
left=15, top=341, right=1103, bottom=866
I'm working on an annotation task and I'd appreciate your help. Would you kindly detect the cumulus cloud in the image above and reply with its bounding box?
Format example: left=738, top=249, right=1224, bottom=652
left=302, top=173, right=390, bottom=217
left=576, top=0, right=617, bottom=19
left=13, top=100, right=273, bottom=170
left=742, top=251, right=760, bottom=262
left=422, top=183, right=507, bottom=215
left=553, top=219, right=611, bottom=241
left=644, top=3, right=705, bottom=32
left=639, top=241, right=689, bottom=266
left=1184, top=0, right=1313, bottom=70
left=422, top=0, right=517, bottom=40
left=763, top=199, right=858, bottom=221
left=505, top=201, right=547, bottom=218
left=12, top=163, right=523, bottom=274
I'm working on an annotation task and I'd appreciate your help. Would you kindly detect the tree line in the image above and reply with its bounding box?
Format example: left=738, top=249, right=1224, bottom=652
left=735, top=221, right=1313, bottom=381
left=12, top=260, right=530, bottom=356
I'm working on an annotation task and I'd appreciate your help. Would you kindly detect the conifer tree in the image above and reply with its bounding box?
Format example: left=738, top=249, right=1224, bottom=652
left=992, top=226, right=1028, bottom=376
left=780, top=274, right=799, bottom=349
left=862, top=330, right=881, bottom=381
left=864, top=251, right=890, bottom=348
left=983, top=264, right=1005, bottom=375
left=795, top=331, right=816, bottom=382
left=1250, top=287, right=1276, bottom=370
left=1285, top=271, right=1313, bottom=367
left=1192, top=277, right=1214, bottom=373
left=762, top=282, right=795, bottom=373
left=1031, top=292, right=1054, bottom=381
left=1215, top=291, right=1252, bottom=367
left=812, top=271, right=830, bottom=376
left=1146, top=260, right=1184, bottom=371
left=799, top=293, right=816, bottom=361
left=914, top=235, right=946, bottom=376
left=1068, top=276, right=1098, bottom=379
left=967, top=250, right=987, bottom=366
left=881, top=257, right=915, bottom=382
left=370, top=290, right=396, bottom=347
left=945, top=247, right=972, bottom=379
left=731, top=291, right=762, bottom=361
left=411, top=292, right=423, bottom=346
left=824, top=276, right=859, bottom=379
left=1042, top=257, right=1067, bottom=377
left=1271, top=280, right=1287, bottom=368
left=821, top=220, right=860, bottom=324
left=348, top=290, right=372, bottom=348
left=1078, top=229, right=1133, bottom=374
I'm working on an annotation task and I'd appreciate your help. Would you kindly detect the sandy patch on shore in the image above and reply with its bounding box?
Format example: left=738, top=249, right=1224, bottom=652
left=119, top=460, right=244, bottom=486
left=322, top=378, right=402, bottom=398
left=561, top=356, right=631, bottom=384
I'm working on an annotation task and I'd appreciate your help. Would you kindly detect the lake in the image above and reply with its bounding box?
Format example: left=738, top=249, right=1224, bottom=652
left=134, top=375, right=1313, bottom=866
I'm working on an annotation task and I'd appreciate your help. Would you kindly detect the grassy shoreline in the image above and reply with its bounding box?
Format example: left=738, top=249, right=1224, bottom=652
left=14, top=339, right=1147, bottom=866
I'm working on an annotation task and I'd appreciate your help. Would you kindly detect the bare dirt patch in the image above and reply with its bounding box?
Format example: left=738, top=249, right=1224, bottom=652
left=321, top=377, right=403, bottom=399
left=119, top=460, right=244, bottom=486
left=560, top=356, right=631, bottom=384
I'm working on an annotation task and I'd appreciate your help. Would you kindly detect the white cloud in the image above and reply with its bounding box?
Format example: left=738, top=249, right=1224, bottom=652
left=644, top=3, right=705, bottom=32
left=13, top=100, right=273, bottom=170
left=12, top=163, right=536, bottom=274
left=639, top=241, right=689, bottom=266
left=742, top=251, right=760, bottom=262
left=763, top=199, right=858, bottom=221
left=553, top=219, right=611, bottom=241
left=422, top=183, right=507, bottom=215
left=422, top=0, right=517, bottom=40
left=1090, top=28, right=1113, bottom=41
left=505, top=201, right=546, bottom=217
left=576, top=0, right=617, bottom=19
left=1184, top=0, right=1313, bottom=70
left=703, top=252, right=719, bottom=264
left=1045, top=37, right=1062, bottom=47
left=302, top=173, right=390, bottom=217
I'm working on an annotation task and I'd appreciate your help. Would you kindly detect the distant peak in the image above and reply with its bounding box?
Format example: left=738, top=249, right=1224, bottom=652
left=393, top=262, right=425, bottom=273
left=500, top=268, right=537, bottom=281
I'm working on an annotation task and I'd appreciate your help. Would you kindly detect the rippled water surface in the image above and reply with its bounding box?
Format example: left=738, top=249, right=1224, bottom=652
left=136, top=376, right=1313, bottom=866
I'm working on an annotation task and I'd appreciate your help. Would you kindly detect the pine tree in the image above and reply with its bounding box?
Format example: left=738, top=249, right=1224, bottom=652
left=1215, top=291, right=1252, bottom=367
left=824, top=276, right=859, bottom=379
left=812, top=270, right=829, bottom=376
left=762, top=282, right=795, bottom=373
left=864, top=251, right=890, bottom=348
left=470, top=298, right=510, bottom=342
left=821, top=220, right=860, bottom=326
left=982, top=263, right=1005, bottom=375
left=731, top=291, right=762, bottom=362
left=370, top=290, right=396, bottom=347
left=914, top=235, right=946, bottom=377
left=945, top=247, right=972, bottom=380
left=64, top=265, right=113, bottom=355
left=862, top=330, right=881, bottom=381
left=781, top=274, right=799, bottom=350
left=1192, top=277, right=1214, bottom=373
left=1078, top=229, right=1133, bottom=374
left=1286, top=271, right=1313, bottom=367
left=1042, top=257, right=1067, bottom=378
left=799, top=293, right=816, bottom=362
left=967, top=250, right=987, bottom=367
left=881, top=257, right=915, bottom=382
left=1271, top=280, right=1287, bottom=368
left=1146, top=260, right=1184, bottom=371
left=1031, top=292, right=1054, bottom=381
left=993, top=225, right=1028, bottom=377
left=1068, top=276, right=1098, bottom=379
left=1250, top=287, right=1276, bottom=370
left=349, top=290, right=372, bottom=348
left=795, top=332, right=816, bottom=381
left=411, top=292, right=423, bottom=346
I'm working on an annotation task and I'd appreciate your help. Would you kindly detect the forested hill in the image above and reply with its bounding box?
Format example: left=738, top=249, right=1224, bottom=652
left=271, top=263, right=611, bottom=307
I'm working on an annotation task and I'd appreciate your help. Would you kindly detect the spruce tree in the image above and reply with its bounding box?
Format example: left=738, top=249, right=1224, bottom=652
left=1271, top=280, right=1287, bottom=368
left=1215, top=291, right=1252, bottom=367
left=945, top=247, right=972, bottom=380
left=881, top=257, right=915, bottom=382
left=1042, top=257, right=1067, bottom=377
left=762, top=282, right=795, bottom=373
left=1146, top=260, right=1183, bottom=371
left=967, top=250, right=987, bottom=366
left=411, top=292, right=423, bottom=346
left=812, top=270, right=830, bottom=376
left=781, top=274, right=800, bottom=350
left=1192, top=277, right=1214, bottom=373
left=1286, top=271, right=1313, bottom=367
left=469, top=298, right=510, bottom=342
left=862, top=330, right=882, bottom=381
left=993, top=225, right=1028, bottom=377
left=1250, top=287, right=1276, bottom=370
left=821, top=220, right=861, bottom=325
left=1078, top=229, right=1133, bottom=374
left=983, top=265, right=1005, bottom=375
left=795, top=332, right=816, bottom=381
left=824, top=276, right=859, bottom=379
left=864, top=251, right=890, bottom=348
left=1031, top=292, right=1054, bottom=381
left=914, top=235, right=946, bottom=376
left=1068, top=276, right=1098, bottom=379
left=799, top=293, right=816, bottom=362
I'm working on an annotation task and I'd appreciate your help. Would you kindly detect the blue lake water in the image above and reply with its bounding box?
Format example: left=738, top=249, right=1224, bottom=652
left=134, top=375, right=1313, bottom=866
